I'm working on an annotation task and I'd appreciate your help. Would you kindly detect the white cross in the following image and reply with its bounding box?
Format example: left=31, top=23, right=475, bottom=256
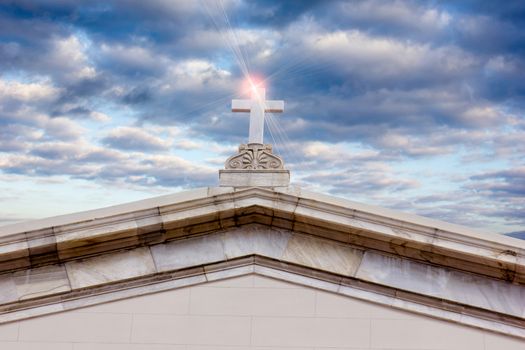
left=232, top=87, right=284, bottom=144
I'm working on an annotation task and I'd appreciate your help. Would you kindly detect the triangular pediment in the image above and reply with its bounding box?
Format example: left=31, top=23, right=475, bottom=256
left=0, top=186, right=524, bottom=339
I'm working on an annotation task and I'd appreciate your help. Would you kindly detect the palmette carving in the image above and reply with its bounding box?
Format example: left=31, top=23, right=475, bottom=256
left=225, top=144, right=284, bottom=170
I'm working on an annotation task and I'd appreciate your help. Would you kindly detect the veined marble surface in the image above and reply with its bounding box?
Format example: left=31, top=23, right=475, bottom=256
left=13, top=264, right=70, bottom=300
left=356, top=250, right=525, bottom=318
left=65, top=247, right=156, bottom=289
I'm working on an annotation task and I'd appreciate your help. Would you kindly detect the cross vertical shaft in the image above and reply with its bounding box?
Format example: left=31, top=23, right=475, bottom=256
left=232, top=87, right=284, bottom=144
left=249, top=88, right=266, bottom=144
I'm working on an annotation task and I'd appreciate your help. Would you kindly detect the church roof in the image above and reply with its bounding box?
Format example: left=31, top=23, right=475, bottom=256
left=0, top=185, right=524, bottom=338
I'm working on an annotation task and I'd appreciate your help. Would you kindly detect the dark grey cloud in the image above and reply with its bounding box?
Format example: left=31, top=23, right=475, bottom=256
left=122, top=87, right=153, bottom=105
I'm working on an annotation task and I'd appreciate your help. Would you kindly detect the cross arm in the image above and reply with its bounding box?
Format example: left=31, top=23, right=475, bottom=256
left=232, top=99, right=251, bottom=112
left=265, top=100, right=284, bottom=113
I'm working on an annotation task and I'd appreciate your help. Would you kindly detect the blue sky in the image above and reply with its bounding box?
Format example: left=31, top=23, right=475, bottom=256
left=0, top=1, right=524, bottom=235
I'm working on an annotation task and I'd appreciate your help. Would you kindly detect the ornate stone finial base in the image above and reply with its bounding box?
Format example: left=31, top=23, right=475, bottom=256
left=219, top=143, right=290, bottom=187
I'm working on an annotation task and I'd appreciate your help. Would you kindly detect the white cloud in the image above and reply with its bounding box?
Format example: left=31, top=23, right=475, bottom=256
left=163, top=59, right=232, bottom=91
left=459, top=106, right=503, bottom=126
left=305, top=29, right=474, bottom=80
left=303, top=141, right=380, bottom=163
left=44, top=117, right=85, bottom=140
left=102, top=126, right=172, bottom=151
left=339, top=0, right=451, bottom=36
left=0, top=79, right=60, bottom=102
left=50, top=35, right=97, bottom=81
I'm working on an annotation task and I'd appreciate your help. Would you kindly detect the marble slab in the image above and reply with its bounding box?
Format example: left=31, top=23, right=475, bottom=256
left=282, top=234, right=363, bottom=276
left=65, top=247, right=156, bottom=289
left=0, top=275, right=17, bottom=304
left=356, top=250, right=525, bottom=318
left=222, top=224, right=291, bottom=260
left=13, top=264, right=70, bottom=300
left=151, top=234, right=226, bottom=272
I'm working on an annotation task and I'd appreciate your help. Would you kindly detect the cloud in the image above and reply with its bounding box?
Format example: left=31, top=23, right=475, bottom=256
left=122, top=87, right=153, bottom=105
left=43, top=117, right=85, bottom=141
left=91, top=154, right=216, bottom=188
left=29, top=142, right=80, bottom=160
left=0, top=139, right=215, bottom=189
left=0, top=79, right=60, bottom=102
left=456, top=14, right=525, bottom=54
left=303, top=170, right=420, bottom=194
left=166, top=59, right=232, bottom=91
left=101, top=126, right=172, bottom=151
left=51, top=36, right=97, bottom=81
left=0, top=0, right=524, bottom=234
left=470, top=167, right=525, bottom=198
left=291, top=27, right=477, bottom=88
left=332, top=0, right=452, bottom=40
left=98, top=43, right=168, bottom=78
left=234, top=0, right=328, bottom=27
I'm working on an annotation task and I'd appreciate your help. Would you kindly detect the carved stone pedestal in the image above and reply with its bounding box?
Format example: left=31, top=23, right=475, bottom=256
left=219, top=143, right=290, bottom=187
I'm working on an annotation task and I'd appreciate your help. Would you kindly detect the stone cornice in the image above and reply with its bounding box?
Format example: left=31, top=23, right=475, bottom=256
left=0, top=186, right=523, bottom=284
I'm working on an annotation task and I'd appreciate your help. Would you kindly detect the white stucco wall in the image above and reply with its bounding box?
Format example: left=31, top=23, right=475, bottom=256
left=0, top=275, right=522, bottom=349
